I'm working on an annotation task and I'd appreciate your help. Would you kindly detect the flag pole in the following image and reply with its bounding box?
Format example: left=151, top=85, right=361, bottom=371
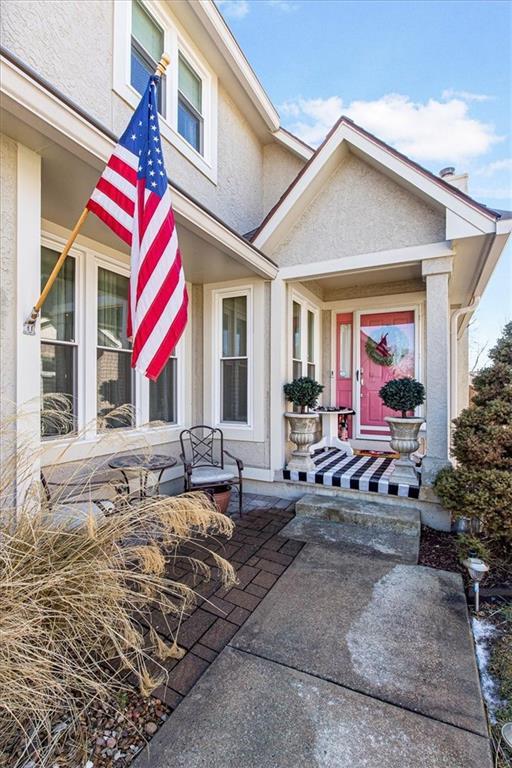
left=23, top=53, right=171, bottom=336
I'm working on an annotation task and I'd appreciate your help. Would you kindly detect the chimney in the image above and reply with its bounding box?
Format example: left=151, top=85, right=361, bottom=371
left=439, top=166, right=469, bottom=194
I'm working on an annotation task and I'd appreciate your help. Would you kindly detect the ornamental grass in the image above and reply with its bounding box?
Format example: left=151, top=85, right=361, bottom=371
left=0, top=403, right=236, bottom=766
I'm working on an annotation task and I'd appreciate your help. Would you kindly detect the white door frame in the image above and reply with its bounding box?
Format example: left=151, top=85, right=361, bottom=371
left=353, top=304, right=422, bottom=440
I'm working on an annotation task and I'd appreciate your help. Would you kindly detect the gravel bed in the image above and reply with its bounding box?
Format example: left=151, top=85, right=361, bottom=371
left=82, top=690, right=171, bottom=767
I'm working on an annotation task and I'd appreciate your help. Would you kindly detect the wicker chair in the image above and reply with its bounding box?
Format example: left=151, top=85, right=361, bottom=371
left=179, top=425, right=244, bottom=516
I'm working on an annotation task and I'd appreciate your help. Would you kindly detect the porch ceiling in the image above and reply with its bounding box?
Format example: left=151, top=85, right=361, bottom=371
left=301, top=263, right=423, bottom=302
left=39, top=142, right=258, bottom=282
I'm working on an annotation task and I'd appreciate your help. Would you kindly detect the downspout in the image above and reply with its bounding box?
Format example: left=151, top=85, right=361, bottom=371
left=450, top=296, right=480, bottom=422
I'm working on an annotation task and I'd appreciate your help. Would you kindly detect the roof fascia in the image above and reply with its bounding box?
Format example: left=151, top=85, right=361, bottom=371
left=0, top=50, right=277, bottom=279
left=272, top=128, right=314, bottom=161
left=190, top=0, right=280, bottom=132
left=254, top=120, right=498, bottom=251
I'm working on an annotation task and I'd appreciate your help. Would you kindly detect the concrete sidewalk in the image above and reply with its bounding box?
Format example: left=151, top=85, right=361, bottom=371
left=135, top=541, right=491, bottom=768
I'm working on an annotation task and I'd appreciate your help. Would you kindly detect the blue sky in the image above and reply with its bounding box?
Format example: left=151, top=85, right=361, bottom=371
left=217, top=0, right=512, bottom=366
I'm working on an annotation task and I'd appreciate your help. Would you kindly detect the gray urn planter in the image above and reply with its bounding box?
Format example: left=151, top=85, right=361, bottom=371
left=384, top=416, right=424, bottom=486
left=285, top=412, right=320, bottom=472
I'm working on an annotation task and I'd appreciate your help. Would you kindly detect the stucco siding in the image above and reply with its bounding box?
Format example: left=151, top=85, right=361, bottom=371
left=2, top=0, right=265, bottom=235
left=273, top=153, right=445, bottom=267
left=263, top=143, right=305, bottom=220
left=0, top=135, right=17, bottom=425
left=1, top=0, right=114, bottom=126
left=114, top=85, right=265, bottom=235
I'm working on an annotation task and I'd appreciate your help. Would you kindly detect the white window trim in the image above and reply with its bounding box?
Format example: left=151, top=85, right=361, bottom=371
left=113, top=0, right=218, bottom=183
left=40, top=227, right=190, bottom=465
left=288, top=287, right=321, bottom=383
left=203, top=279, right=265, bottom=442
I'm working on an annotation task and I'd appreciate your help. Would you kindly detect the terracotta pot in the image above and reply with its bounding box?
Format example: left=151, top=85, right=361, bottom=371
left=208, top=485, right=232, bottom=515
left=384, top=416, right=424, bottom=486
left=284, top=412, right=321, bottom=472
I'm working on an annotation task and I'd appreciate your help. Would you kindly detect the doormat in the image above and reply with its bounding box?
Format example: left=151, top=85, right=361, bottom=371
left=354, top=449, right=399, bottom=459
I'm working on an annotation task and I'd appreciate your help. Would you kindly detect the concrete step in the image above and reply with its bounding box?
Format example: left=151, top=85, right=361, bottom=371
left=279, top=516, right=419, bottom=564
left=295, top=493, right=420, bottom=535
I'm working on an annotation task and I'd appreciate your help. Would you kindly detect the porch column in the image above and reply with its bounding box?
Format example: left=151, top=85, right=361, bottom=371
left=270, top=278, right=287, bottom=473
left=421, top=255, right=453, bottom=484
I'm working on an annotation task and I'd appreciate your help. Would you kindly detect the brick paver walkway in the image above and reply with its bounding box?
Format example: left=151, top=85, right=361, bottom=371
left=140, top=495, right=302, bottom=710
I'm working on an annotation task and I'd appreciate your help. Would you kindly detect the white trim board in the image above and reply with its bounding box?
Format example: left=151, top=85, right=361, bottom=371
left=278, top=241, right=454, bottom=282
left=0, top=53, right=277, bottom=280
left=253, top=120, right=499, bottom=252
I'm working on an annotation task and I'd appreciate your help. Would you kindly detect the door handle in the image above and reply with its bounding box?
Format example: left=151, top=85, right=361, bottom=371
left=356, top=369, right=359, bottom=382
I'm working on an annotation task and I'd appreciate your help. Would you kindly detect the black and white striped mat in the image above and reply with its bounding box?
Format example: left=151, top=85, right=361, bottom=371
left=283, top=448, right=420, bottom=499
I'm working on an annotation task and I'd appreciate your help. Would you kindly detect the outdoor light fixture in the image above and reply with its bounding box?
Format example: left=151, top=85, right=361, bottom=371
left=502, top=722, right=512, bottom=750
left=463, top=558, right=489, bottom=612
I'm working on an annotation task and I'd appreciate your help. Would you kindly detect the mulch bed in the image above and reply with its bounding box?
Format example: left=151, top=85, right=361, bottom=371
left=418, top=525, right=464, bottom=575
left=85, top=501, right=302, bottom=767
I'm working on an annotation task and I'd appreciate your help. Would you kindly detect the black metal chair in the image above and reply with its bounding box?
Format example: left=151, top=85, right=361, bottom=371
left=179, top=425, right=244, bottom=516
left=40, top=465, right=122, bottom=519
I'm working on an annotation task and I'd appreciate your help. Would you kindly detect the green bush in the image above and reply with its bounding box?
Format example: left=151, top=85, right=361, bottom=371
left=434, top=463, right=512, bottom=545
left=378, top=377, right=425, bottom=418
left=283, top=377, right=324, bottom=411
left=434, top=322, right=512, bottom=548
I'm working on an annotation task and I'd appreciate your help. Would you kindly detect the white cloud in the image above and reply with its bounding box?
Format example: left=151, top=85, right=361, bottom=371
left=470, top=186, right=512, bottom=201
left=215, top=0, right=250, bottom=19
left=267, top=0, right=300, bottom=10
left=280, top=93, right=503, bottom=163
left=475, top=158, right=512, bottom=176
left=216, top=0, right=298, bottom=18
left=441, top=89, right=493, bottom=103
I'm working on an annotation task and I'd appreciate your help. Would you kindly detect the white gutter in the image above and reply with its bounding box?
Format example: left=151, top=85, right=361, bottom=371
left=450, top=296, right=480, bottom=420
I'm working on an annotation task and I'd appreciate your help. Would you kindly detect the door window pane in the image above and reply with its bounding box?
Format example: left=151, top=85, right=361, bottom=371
left=221, top=359, right=247, bottom=423
left=222, top=296, right=247, bottom=357
left=149, top=355, right=177, bottom=423
left=339, top=323, right=352, bottom=379
left=41, top=247, right=75, bottom=342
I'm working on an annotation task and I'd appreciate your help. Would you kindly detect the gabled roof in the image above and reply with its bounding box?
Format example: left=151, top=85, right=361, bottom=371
left=251, top=116, right=505, bottom=249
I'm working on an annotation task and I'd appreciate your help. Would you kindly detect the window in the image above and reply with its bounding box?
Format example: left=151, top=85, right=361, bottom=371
left=114, top=1, right=217, bottom=178
left=149, top=352, right=177, bottom=423
left=307, top=310, right=315, bottom=379
left=131, top=0, right=164, bottom=113
left=97, top=268, right=134, bottom=429
left=40, top=247, right=77, bottom=437
left=292, top=301, right=302, bottom=379
left=221, top=296, right=248, bottom=423
left=178, top=54, right=203, bottom=154
left=290, top=295, right=319, bottom=381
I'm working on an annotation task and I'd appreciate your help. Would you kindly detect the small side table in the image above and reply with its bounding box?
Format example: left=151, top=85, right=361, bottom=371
left=108, top=454, right=177, bottom=500
left=310, top=408, right=355, bottom=456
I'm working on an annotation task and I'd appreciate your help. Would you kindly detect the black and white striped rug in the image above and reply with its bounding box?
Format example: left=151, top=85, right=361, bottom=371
left=283, top=448, right=420, bottom=499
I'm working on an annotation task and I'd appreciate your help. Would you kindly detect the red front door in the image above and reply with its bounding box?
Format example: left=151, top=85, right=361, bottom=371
left=359, top=311, right=415, bottom=435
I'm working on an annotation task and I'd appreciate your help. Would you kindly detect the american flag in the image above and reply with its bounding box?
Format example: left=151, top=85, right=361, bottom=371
left=87, top=75, right=188, bottom=380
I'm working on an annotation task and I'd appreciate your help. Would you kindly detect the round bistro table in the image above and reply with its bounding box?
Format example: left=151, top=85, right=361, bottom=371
left=108, top=453, right=177, bottom=500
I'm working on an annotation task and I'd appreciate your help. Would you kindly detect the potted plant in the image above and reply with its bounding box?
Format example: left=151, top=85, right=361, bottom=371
left=379, top=377, right=425, bottom=485
left=283, top=377, right=324, bottom=471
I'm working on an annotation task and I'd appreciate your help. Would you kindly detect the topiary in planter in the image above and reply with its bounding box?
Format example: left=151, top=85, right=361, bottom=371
left=283, top=377, right=324, bottom=412
left=378, top=377, right=425, bottom=418
left=434, top=322, right=512, bottom=549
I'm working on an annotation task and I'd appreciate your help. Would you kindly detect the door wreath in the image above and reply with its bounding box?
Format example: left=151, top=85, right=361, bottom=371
left=365, top=328, right=409, bottom=367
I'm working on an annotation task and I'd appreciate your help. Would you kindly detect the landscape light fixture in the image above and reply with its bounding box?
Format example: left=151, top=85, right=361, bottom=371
left=502, top=722, right=512, bottom=750
left=463, top=558, right=489, bottom=612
